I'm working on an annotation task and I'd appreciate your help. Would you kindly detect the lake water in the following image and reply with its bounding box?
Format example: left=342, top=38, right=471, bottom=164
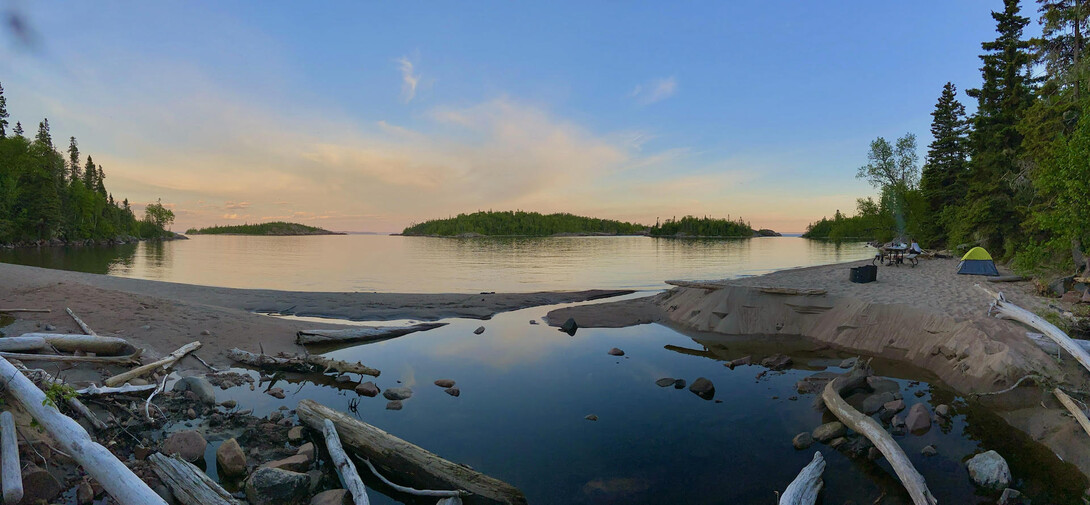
left=0, top=235, right=872, bottom=292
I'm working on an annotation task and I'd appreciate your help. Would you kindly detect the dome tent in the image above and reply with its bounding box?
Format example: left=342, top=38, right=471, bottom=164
left=956, top=247, right=999, bottom=276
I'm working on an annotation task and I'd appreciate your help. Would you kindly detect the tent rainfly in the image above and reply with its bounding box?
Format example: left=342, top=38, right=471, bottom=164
left=957, top=247, right=1000, bottom=276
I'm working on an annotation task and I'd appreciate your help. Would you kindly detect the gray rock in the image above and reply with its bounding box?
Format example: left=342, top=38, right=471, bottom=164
left=334, top=375, right=352, bottom=383
left=862, top=392, right=896, bottom=414
left=434, top=379, right=456, bottom=388
left=529, top=320, right=538, bottom=325
left=383, top=386, right=413, bottom=401
left=267, top=387, right=286, bottom=399
left=891, top=415, right=905, bottom=428
left=269, top=411, right=283, bottom=423
left=216, top=438, right=247, bottom=477
left=261, top=454, right=311, bottom=472
left=162, top=430, right=207, bottom=463
left=935, top=404, right=951, bottom=418
left=760, top=354, right=792, bottom=371
left=296, top=442, right=315, bottom=463
left=473, top=326, right=485, bottom=335
left=246, top=467, right=310, bottom=505
left=288, top=426, right=304, bottom=443
left=792, top=432, right=813, bottom=450
left=812, top=421, right=846, bottom=442
left=655, top=377, right=676, bottom=387
left=355, top=381, right=379, bottom=397
left=585, top=414, right=598, bottom=421
left=921, top=445, right=937, bottom=457
left=444, top=387, right=460, bottom=397
left=311, top=489, right=351, bottom=505
left=688, top=377, right=715, bottom=400
left=882, top=399, right=906, bottom=414
left=386, top=400, right=403, bottom=410
left=905, top=403, right=931, bottom=433
left=173, top=376, right=216, bottom=405
left=560, top=318, right=578, bottom=336
left=673, top=379, right=687, bottom=389
left=866, top=377, right=900, bottom=395
left=608, top=347, right=625, bottom=356
left=829, top=437, right=848, bottom=449
left=21, top=465, right=63, bottom=504
left=220, top=400, right=237, bottom=409
left=966, top=450, right=1011, bottom=490
left=998, top=488, right=1027, bottom=505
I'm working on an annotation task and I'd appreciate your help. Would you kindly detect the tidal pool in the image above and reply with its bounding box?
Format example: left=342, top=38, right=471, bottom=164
left=196, top=299, right=1086, bottom=504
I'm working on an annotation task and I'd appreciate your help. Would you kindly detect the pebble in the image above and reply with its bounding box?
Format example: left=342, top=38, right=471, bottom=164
left=200, top=329, right=211, bottom=335
left=444, top=387, right=460, bottom=397
left=585, top=414, right=598, bottom=421
left=434, top=379, right=456, bottom=388
left=355, top=381, right=380, bottom=397
left=383, top=387, right=413, bottom=401
left=655, top=377, right=676, bottom=387
left=185, top=408, right=197, bottom=420
left=473, top=326, right=485, bottom=335
left=162, top=430, right=207, bottom=463
left=220, top=400, right=237, bottom=409
left=529, top=320, right=538, bottom=325
left=267, top=387, right=286, bottom=399
left=608, top=347, right=625, bottom=356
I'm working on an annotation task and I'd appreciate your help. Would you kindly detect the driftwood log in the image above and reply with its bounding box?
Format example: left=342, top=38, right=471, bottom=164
left=228, top=348, right=380, bottom=377
left=0, top=356, right=167, bottom=505
left=821, top=363, right=937, bottom=505
left=296, top=322, right=447, bottom=345
left=1053, top=388, right=1090, bottom=439
left=0, top=334, right=132, bottom=354
left=778, top=451, right=824, bottom=505
left=0, top=308, right=49, bottom=313
left=76, top=383, right=158, bottom=396
left=148, top=453, right=241, bottom=505
left=982, top=287, right=1090, bottom=377
left=322, top=418, right=371, bottom=505
left=66, top=307, right=98, bottom=336
left=104, top=341, right=200, bottom=387
left=297, top=400, right=526, bottom=505
left=18, top=366, right=109, bottom=431
left=1027, top=332, right=1090, bottom=355
left=0, top=411, right=21, bottom=505
left=361, top=458, right=466, bottom=498
left=0, top=349, right=142, bottom=364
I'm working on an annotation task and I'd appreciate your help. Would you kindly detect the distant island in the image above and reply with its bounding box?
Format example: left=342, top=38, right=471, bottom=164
left=185, top=221, right=344, bottom=236
left=401, top=211, right=776, bottom=238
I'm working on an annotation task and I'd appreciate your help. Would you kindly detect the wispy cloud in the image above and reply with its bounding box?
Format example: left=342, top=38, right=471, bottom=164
left=629, top=77, right=677, bottom=105
left=397, top=57, right=419, bottom=103
left=224, top=201, right=250, bottom=210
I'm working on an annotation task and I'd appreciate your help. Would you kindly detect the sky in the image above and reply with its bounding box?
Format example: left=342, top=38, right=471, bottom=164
left=0, top=1, right=1042, bottom=233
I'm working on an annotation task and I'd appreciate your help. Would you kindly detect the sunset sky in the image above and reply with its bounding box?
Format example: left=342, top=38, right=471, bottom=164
left=1, top=2, right=1039, bottom=233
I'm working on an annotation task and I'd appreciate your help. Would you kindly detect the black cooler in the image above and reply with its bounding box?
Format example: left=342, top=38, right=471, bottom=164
left=849, top=264, right=877, bottom=284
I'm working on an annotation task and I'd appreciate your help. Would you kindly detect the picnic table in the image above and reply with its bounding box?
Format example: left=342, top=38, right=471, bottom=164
left=873, top=244, right=916, bottom=267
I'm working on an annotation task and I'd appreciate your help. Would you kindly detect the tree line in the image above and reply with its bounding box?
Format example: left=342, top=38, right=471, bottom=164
left=0, top=83, right=174, bottom=245
left=401, top=211, right=647, bottom=236
left=805, top=0, right=1090, bottom=274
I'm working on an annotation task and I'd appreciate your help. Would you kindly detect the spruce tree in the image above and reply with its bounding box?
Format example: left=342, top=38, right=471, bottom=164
left=83, top=156, right=96, bottom=189
left=0, top=82, right=8, bottom=138
left=12, top=122, right=22, bottom=137
left=67, top=136, right=81, bottom=183
left=920, top=82, right=971, bottom=245
left=94, top=165, right=106, bottom=196
left=1037, top=0, right=1089, bottom=99
left=35, top=119, right=52, bottom=148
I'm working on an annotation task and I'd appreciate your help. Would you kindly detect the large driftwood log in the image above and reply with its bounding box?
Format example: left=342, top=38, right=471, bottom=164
left=1027, top=332, right=1090, bottom=355
left=296, top=323, right=448, bottom=345
left=361, top=458, right=465, bottom=498
left=76, top=383, right=158, bottom=396
left=0, top=356, right=167, bottom=505
left=1053, top=388, right=1090, bottom=440
left=104, top=341, right=201, bottom=387
left=0, top=411, right=21, bottom=505
left=0, top=349, right=142, bottom=364
left=822, top=364, right=937, bottom=505
left=1, top=334, right=132, bottom=354
left=19, top=366, right=108, bottom=431
left=228, top=348, right=380, bottom=377
left=297, top=400, right=526, bottom=505
left=148, top=453, right=241, bottom=505
left=66, top=308, right=98, bottom=336
left=982, top=287, right=1090, bottom=377
left=322, top=419, right=370, bottom=505
left=778, top=451, right=824, bottom=505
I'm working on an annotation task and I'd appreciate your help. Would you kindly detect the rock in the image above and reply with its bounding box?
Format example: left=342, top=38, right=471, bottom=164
left=839, top=357, right=857, bottom=368
left=76, top=479, right=94, bottom=505
left=267, top=387, right=286, bottom=399
left=529, top=320, right=538, bottom=325
left=607, top=347, right=625, bottom=356
left=383, top=386, right=413, bottom=401
left=882, top=399, right=906, bottom=414
left=655, top=377, right=676, bottom=387
left=444, top=387, right=460, bottom=397
left=1083, top=290, right=1090, bottom=304
left=216, top=438, right=248, bottom=477
left=794, top=372, right=838, bottom=394
left=246, top=467, right=310, bottom=505
left=134, top=446, right=154, bottom=460
left=727, top=356, right=752, bottom=369
left=185, top=408, right=198, bottom=420
left=829, top=437, right=848, bottom=449
left=261, top=454, right=311, bottom=472
left=1049, top=276, right=1071, bottom=297
left=296, top=442, right=315, bottom=463
left=386, top=400, right=403, bottom=410
left=792, top=432, right=813, bottom=450
left=921, top=445, right=938, bottom=457
left=560, top=317, right=578, bottom=336
left=269, top=411, right=283, bottom=423
left=129, top=378, right=150, bottom=386
left=868, top=447, right=883, bottom=461
left=201, top=329, right=212, bottom=335
left=760, top=354, right=792, bottom=371
left=306, top=469, right=322, bottom=493
left=998, top=488, right=1027, bottom=505
left=311, top=489, right=351, bottom=505
left=914, top=390, right=926, bottom=398
left=1062, top=290, right=1082, bottom=303
left=334, top=375, right=352, bottom=383
left=688, top=377, right=715, bottom=400
left=966, top=450, right=1011, bottom=490
left=162, top=430, right=208, bottom=462
left=154, top=484, right=174, bottom=504
left=44, top=324, right=55, bottom=331
left=434, top=379, right=456, bottom=388
left=905, top=403, right=932, bottom=433
left=473, top=326, right=485, bottom=335
left=288, top=426, right=304, bottom=443
left=812, top=422, right=846, bottom=442
left=355, top=381, right=379, bottom=397
left=585, top=414, right=598, bottom=421
left=891, top=415, right=906, bottom=428
left=861, top=391, right=896, bottom=414
left=21, top=465, right=63, bottom=504
left=220, top=400, right=237, bottom=409
left=866, top=376, right=900, bottom=394
left=173, top=376, right=216, bottom=405
left=935, top=404, right=952, bottom=418
left=673, top=379, right=686, bottom=389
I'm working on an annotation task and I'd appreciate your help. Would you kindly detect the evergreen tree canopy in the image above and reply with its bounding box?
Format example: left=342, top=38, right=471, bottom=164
left=919, top=82, right=971, bottom=244
left=12, top=122, right=22, bottom=137
left=67, top=136, right=81, bottom=183
left=0, top=82, right=8, bottom=139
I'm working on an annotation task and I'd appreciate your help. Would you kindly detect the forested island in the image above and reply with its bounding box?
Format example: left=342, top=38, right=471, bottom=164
left=0, top=83, right=175, bottom=247
left=402, top=211, right=773, bottom=238
left=185, top=221, right=343, bottom=236
left=804, top=0, right=1090, bottom=276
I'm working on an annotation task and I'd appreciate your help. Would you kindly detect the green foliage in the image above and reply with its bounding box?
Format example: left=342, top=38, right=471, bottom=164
left=187, top=221, right=335, bottom=235
left=143, top=198, right=175, bottom=231
left=402, top=211, right=647, bottom=236
left=648, top=215, right=754, bottom=237
left=41, top=382, right=76, bottom=409
left=919, top=82, right=971, bottom=246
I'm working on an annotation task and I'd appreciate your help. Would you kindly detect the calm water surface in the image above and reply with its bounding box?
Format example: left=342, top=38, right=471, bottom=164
left=0, top=235, right=872, bottom=292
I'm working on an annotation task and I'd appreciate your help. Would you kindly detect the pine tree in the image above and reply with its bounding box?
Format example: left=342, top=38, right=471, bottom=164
left=1037, top=0, right=1089, bottom=100
left=35, top=119, right=52, bottom=149
left=12, top=122, right=22, bottom=137
left=0, top=82, right=8, bottom=138
left=67, top=136, right=81, bottom=183
left=920, top=82, right=971, bottom=245
left=83, top=156, right=96, bottom=189
left=94, top=165, right=106, bottom=196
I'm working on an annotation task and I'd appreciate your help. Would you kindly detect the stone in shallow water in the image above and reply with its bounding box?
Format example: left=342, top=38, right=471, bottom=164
left=655, top=377, right=676, bottom=387
left=560, top=318, right=578, bottom=336
left=673, top=379, right=686, bottom=389
left=386, top=400, right=403, bottom=410
left=812, top=421, right=846, bottom=442
left=608, top=347, right=625, bottom=356
left=935, top=404, right=952, bottom=418
left=434, top=379, right=456, bottom=388
left=921, top=445, right=937, bottom=457
left=355, top=381, right=379, bottom=397
left=473, top=326, right=485, bottom=335
left=162, top=430, right=207, bottom=463
left=444, top=387, right=460, bottom=397
left=246, top=467, right=309, bottom=505
left=173, top=376, right=216, bottom=405
left=861, top=391, right=896, bottom=414
left=966, top=450, right=1011, bottom=490
left=383, top=386, right=413, bottom=401
left=866, top=376, right=900, bottom=395
left=792, top=432, right=813, bottom=450
left=760, top=354, right=792, bottom=371
left=688, top=377, right=715, bottom=400
left=216, top=438, right=247, bottom=477
left=585, top=414, right=598, bottom=421
left=905, top=403, right=931, bottom=433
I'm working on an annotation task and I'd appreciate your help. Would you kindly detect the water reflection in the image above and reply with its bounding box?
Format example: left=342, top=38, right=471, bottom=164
left=0, top=243, right=138, bottom=274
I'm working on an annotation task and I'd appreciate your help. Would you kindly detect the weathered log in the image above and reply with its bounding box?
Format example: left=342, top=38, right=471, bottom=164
left=986, top=275, right=1027, bottom=283
left=0, top=308, right=49, bottom=313
left=1027, top=332, right=1090, bottom=355
left=2, top=334, right=132, bottom=354
left=18, top=366, right=109, bottom=432
left=778, top=451, right=824, bottom=505
left=821, top=364, right=937, bottom=505
left=982, top=287, right=1090, bottom=377
left=322, top=418, right=370, bottom=505
left=0, top=356, right=166, bottom=505
left=0, top=411, right=21, bottom=505
left=228, top=348, right=380, bottom=377
left=361, top=458, right=465, bottom=498
left=0, top=349, right=143, bottom=364
left=76, top=383, right=158, bottom=396
left=296, top=323, right=448, bottom=345
left=148, top=452, right=241, bottom=505
left=1054, top=388, right=1090, bottom=440
left=66, top=307, right=98, bottom=336
left=104, top=341, right=200, bottom=387
left=297, top=400, right=526, bottom=505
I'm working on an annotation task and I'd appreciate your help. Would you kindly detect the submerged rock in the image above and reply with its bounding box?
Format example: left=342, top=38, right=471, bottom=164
left=355, top=381, right=379, bottom=397
left=792, top=432, right=813, bottom=450
left=812, top=421, right=846, bottom=442
left=905, top=403, right=931, bottom=433
left=246, top=467, right=310, bottom=505
left=444, top=387, right=460, bottom=397
left=267, top=387, right=286, bottom=399
left=434, top=379, right=456, bottom=388
left=473, top=326, right=485, bottom=335
left=760, top=354, right=792, bottom=371
left=935, top=404, right=952, bottom=418
left=689, top=377, right=715, bottom=400
left=585, top=414, right=598, bottom=421
left=173, top=376, right=216, bottom=405
left=673, top=378, right=687, bottom=389
left=727, top=356, right=752, bottom=369
left=383, top=386, right=413, bottom=401
left=560, top=318, right=578, bottom=336
left=921, top=445, right=937, bottom=457
left=655, top=377, right=676, bottom=387
left=386, top=400, right=403, bottom=410
left=311, top=489, right=351, bottom=505
left=608, top=347, right=625, bottom=356
left=861, top=391, right=896, bottom=414
left=162, top=430, right=207, bottom=463
left=966, top=450, right=1011, bottom=490
left=216, top=438, right=248, bottom=477
left=998, top=488, right=1027, bottom=505
left=866, top=376, right=900, bottom=395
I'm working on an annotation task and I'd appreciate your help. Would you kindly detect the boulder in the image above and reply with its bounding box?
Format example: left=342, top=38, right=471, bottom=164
left=812, top=421, right=846, bottom=442
left=296, top=442, right=315, bottom=463
left=216, top=438, right=248, bottom=477
left=355, top=381, right=379, bottom=397
left=383, top=386, right=413, bottom=401
left=261, top=454, right=311, bottom=472
left=162, top=430, right=208, bottom=463
left=311, top=489, right=351, bottom=505
left=760, top=354, right=792, bottom=371
left=288, top=426, right=304, bottom=443
left=998, top=488, right=1027, bottom=505
left=246, top=467, right=310, bottom=505
left=655, top=377, right=676, bottom=387
left=173, top=376, right=216, bottom=405
left=905, top=403, right=931, bottom=433
left=688, top=377, right=715, bottom=400
left=560, top=318, right=578, bottom=336
left=935, top=404, right=951, bottom=418
left=444, top=387, right=460, bottom=397
left=608, top=347, right=625, bottom=356
left=21, top=465, right=63, bottom=504
left=434, top=379, right=456, bottom=388
left=966, top=450, right=1011, bottom=490
left=861, top=392, right=896, bottom=414
left=792, top=432, right=813, bottom=450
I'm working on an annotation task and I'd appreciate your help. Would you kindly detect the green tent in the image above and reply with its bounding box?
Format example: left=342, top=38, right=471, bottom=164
left=957, top=247, right=999, bottom=276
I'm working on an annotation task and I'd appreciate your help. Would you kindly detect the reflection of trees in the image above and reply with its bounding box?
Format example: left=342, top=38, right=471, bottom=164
left=141, top=240, right=172, bottom=270
left=0, top=243, right=137, bottom=275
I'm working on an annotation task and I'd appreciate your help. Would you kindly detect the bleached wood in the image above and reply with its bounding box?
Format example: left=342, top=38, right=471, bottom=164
left=148, top=453, right=241, bottom=505
left=229, top=348, right=380, bottom=377
left=323, top=418, right=371, bottom=505
left=6, top=334, right=132, bottom=354
left=0, top=356, right=166, bottom=505
left=76, top=383, right=158, bottom=395
left=822, top=364, right=937, bottom=505
left=778, top=451, right=824, bottom=505
left=1, top=412, right=22, bottom=505
left=104, top=341, right=200, bottom=387
left=1054, top=388, right=1090, bottom=440
left=361, top=458, right=464, bottom=497
left=296, top=323, right=447, bottom=345
left=980, top=286, right=1090, bottom=377
left=0, top=349, right=142, bottom=364
left=66, top=307, right=98, bottom=336
left=0, top=308, right=49, bottom=313
left=297, top=400, right=527, bottom=505
left=1027, top=332, right=1090, bottom=355
left=17, top=366, right=108, bottom=431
